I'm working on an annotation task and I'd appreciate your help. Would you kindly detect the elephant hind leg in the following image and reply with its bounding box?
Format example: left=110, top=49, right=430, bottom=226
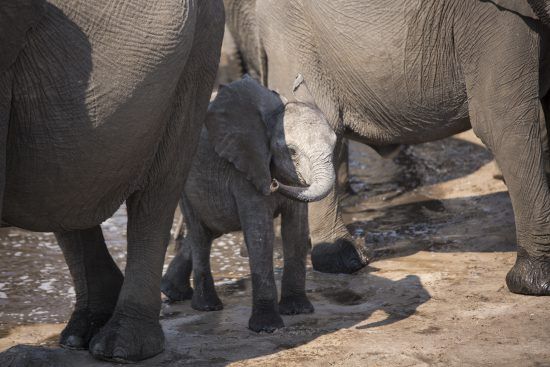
left=189, top=220, right=221, bottom=312
left=161, top=227, right=194, bottom=302
left=55, top=226, right=124, bottom=350
left=90, top=2, right=225, bottom=361
left=461, top=15, right=550, bottom=295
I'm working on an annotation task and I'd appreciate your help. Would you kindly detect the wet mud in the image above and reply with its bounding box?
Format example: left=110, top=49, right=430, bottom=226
left=1, top=131, right=549, bottom=365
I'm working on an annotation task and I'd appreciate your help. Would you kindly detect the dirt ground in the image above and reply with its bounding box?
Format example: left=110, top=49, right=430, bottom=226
left=1, top=130, right=549, bottom=366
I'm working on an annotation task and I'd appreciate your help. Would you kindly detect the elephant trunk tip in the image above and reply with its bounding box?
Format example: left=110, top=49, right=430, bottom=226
left=270, top=179, right=280, bottom=193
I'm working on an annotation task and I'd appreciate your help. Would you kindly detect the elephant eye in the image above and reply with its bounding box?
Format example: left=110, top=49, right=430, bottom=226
left=288, top=147, right=297, bottom=157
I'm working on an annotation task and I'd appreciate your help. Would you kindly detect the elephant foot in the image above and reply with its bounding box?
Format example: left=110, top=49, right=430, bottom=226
left=311, top=238, right=368, bottom=274
left=506, top=252, right=550, bottom=296
left=191, top=291, right=223, bottom=311
left=160, top=276, right=194, bottom=302
left=248, top=305, right=284, bottom=333
left=279, top=295, right=314, bottom=315
left=89, top=313, right=164, bottom=363
left=59, top=308, right=112, bottom=350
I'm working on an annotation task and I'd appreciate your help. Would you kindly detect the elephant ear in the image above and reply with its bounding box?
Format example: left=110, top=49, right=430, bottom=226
left=488, top=0, right=537, bottom=20
left=0, top=0, right=46, bottom=74
left=206, top=78, right=274, bottom=195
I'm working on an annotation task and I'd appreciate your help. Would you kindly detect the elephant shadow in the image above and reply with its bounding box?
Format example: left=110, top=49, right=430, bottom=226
left=0, top=271, right=431, bottom=366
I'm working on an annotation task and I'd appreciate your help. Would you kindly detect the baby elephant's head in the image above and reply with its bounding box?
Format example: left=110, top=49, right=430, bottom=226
left=205, top=75, right=337, bottom=202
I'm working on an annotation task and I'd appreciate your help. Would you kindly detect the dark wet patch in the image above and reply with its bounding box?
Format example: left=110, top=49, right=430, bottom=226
left=160, top=311, right=182, bottom=320
left=0, top=328, right=10, bottom=339
left=275, top=342, right=299, bottom=350
left=415, top=325, right=441, bottom=335
left=420, top=199, right=446, bottom=212
left=218, top=278, right=248, bottom=296
left=321, top=288, right=365, bottom=306
left=209, top=357, right=229, bottom=364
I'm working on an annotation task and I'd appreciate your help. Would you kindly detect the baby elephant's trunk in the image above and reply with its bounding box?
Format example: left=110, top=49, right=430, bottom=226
left=273, top=159, right=335, bottom=203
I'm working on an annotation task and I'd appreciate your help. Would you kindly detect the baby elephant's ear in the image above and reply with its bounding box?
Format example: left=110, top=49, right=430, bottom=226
left=0, top=0, right=46, bottom=74
left=206, top=86, right=273, bottom=195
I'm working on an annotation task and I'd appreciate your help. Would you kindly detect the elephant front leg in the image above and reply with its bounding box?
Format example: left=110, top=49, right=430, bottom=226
left=238, top=198, right=284, bottom=332
left=309, top=138, right=369, bottom=274
left=55, top=226, right=124, bottom=350
left=279, top=202, right=314, bottom=315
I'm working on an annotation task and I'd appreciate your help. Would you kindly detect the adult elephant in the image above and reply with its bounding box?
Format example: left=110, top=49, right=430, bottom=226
left=0, top=0, right=223, bottom=362
left=224, top=0, right=550, bottom=294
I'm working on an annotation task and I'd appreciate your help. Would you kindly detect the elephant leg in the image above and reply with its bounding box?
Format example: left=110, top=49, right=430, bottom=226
left=542, top=94, right=550, bottom=175
left=309, top=138, right=369, bottom=274
left=161, top=232, right=194, bottom=302
left=189, top=222, right=221, bottom=311
left=337, top=138, right=352, bottom=195
left=89, top=2, right=223, bottom=360
left=89, top=186, right=179, bottom=362
left=461, top=16, right=550, bottom=295
left=55, top=227, right=124, bottom=350
left=161, top=197, right=197, bottom=302
left=237, top=197, right=284, bottom=332
left=279, top=201, right=314, bottom=315
left=0, top=72, right=11, bottom=226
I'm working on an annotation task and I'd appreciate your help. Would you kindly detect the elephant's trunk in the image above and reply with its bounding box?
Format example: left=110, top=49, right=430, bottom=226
left=528, top=0, right=550, bottom=26
left=273, top=159, right=335, bottom=203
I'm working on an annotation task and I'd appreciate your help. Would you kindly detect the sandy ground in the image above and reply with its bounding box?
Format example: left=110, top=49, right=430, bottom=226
left=1, top=130, right=549, bottom=366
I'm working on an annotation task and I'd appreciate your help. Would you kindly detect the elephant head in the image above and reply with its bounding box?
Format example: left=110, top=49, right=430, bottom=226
left=205, top=75, right=337, bottom=202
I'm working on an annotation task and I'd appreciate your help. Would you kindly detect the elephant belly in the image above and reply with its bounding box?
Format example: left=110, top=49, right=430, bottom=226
left=183, top=141, right=243, bottom=235
left=2, top=0, right=196, bottom=231
left=265, top=0, right=472, bottom=145
left=318, top=0, right=471, bottom=143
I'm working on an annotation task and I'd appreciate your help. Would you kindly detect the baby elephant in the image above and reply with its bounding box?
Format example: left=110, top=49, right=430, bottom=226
left=161, top=76, right=337, bottom=332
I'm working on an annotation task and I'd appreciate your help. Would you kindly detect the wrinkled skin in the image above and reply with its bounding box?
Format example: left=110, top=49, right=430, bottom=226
left=161, top=77, right=336, bottom=332
left=223, top=0, right=550, bottom=296
left=0, top=0, right=224, bottom=362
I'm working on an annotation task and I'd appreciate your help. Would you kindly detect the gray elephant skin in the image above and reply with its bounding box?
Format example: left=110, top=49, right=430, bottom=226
left=224, top=0, right=550, bottom=295
left=0, top=0, right=224, bottom=362
left=161, top=76, right=336, bottom=332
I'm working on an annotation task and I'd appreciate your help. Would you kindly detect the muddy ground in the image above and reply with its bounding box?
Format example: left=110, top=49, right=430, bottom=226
left=1, top=129, right=549, bottom=366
